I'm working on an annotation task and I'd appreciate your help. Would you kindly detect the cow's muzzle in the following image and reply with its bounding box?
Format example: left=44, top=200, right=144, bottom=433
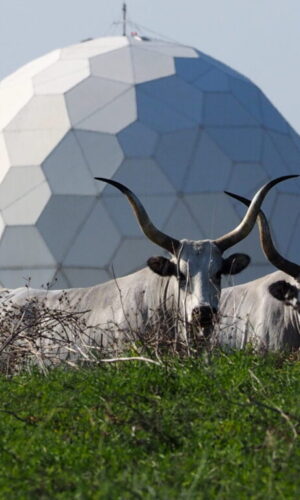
left=192, top=306, right=216, bottom=328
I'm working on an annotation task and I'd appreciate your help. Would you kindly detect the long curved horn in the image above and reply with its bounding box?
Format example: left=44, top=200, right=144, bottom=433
left=95, top=177, right=180, bottom=255
left=214, top=175, right=299, bottom=253
left=225, top=191, right=300, bottom=279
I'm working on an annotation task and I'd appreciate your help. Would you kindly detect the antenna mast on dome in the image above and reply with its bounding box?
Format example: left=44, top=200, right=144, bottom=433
left=122, top=2, right=127, bottom=36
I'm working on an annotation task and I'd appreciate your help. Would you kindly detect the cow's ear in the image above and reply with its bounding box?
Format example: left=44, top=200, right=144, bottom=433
left=269, top=280, right=298, bottom=302
left=222, top=253, right=250, bottom=275
left=147, top=256, right=177, bottom=277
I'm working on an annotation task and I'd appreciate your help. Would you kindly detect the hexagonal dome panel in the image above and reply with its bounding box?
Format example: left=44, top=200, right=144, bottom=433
left=0, top=34, right=299, bottom=289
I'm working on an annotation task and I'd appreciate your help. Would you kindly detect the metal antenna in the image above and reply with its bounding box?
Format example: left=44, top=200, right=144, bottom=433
left=122, top=2, right=127, bottom=36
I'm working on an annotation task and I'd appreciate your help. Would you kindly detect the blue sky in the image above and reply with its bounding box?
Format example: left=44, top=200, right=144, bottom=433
left=1, top=0, right=300, bottom=132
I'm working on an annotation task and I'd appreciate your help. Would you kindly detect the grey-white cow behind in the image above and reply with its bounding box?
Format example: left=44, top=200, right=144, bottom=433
left=218, top=180, right=300, bottom=352
left=0, top=176, right=294, bottom=359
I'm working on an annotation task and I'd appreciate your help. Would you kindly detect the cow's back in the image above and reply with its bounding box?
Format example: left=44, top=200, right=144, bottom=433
left=217, top=271, right=300, bottom=351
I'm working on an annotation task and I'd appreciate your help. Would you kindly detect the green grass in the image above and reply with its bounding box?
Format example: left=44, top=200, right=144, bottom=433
left=1, top=351, right=300, bottom=499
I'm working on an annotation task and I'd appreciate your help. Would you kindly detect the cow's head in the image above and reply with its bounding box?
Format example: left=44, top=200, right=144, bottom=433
left=147, top=244, right=249, bottom=329
left=95, top=175, right=296, bottom=331
left=226, top=177, right=300, bottom=313
left=268, top=280, right=300, bottom=311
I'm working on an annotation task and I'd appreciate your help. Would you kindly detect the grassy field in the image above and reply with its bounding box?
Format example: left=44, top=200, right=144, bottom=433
left=1, top=351, right=300, bottom=499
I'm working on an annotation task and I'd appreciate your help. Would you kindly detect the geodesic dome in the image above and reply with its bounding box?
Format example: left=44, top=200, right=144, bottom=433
left=0, top=35, right=300, bottom=288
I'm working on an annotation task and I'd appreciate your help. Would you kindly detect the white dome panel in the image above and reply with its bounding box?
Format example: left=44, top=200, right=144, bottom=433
left=0, top=214, right=5, bottom=240
left=0, top=134, right=10, bottom=183
left=226, top=163, right=269, bottom=196
left=61, top=37, right=128, bottom=60
left=33, top=59, right=89, bottom=85
left=0, top=166, right=46, bottom=210
left=0, top=50, right=60, bottom=87
left=0, top=268, right=58, bottom=289
left=184, top=131, right=232, bottom=192
left=2, top=182, right=51, bottom=225
left=63, top=267, right=111, bottom=288
left=141, top=76, right=203, bottom=123
left=162, top=200, right=204, bottom=240
left=112, top=159, right=175, bottom=195
left=261, top=134, right=294, bottom=182
left=271, top=193, right=300, bottom=254
left=111, top=238, right=158, bottom=277
left=0, top=80, right=33, bottom=129
left=136, top=89, right=197, bottom=132
left=199, top=53, right=248, bottom=81
left=74, top=130, right=124, bottom=181
left=66, top=77, right=131, bottom=126
left=194, top=68, right=230, bottom=91
left=175, top=56, right=211, bottom=83
left=268, top=130, right=300, bottom=171
left=91, top=46, right=134, bottom=83
left=229, top=225, right=265, bottom=263
left=37, top=195, right=95, bottom=262
left=139, top=41, right=198, bottom=59
left=225, top=263, right=274, bottom=286
left=230, top=77, right=262, bottom=122
left=103, top=194, right=176, bottom=237
left=63, top=201, right=120, bottom=267
left=155, top=128, right=199, bottom=190
left=291, top=129, right=300, bottom=152
left=131, top=46, right=175, bottom=83
left=118, top=121, right=158, bottom=157
left=184, top=194, right=241, bottom=240
left=47, top=271, right=70, bottom=289
left=77, top=88, right=137, bottom=133
left=0, top=227, right=55, bottom=267
left=6, top=95, right=70, bottom=131
left=260, top=94, right=288, bottom=133
left=203, top=93, right=257, bottom=126
left=207, top=127, right=263, bottom=162
left=3, top=129, right=68, bottom=166
left=287, top=214, right=300, bottom=262
left=231, top=181, right=276, bottom=223
left=33, top=60, right=90, bottom=94
left=42, top=132, right=97, bottom=195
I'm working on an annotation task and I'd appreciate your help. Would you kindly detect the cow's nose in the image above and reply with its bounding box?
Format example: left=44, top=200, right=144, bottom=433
left=192, top=306, right=216, bottom=326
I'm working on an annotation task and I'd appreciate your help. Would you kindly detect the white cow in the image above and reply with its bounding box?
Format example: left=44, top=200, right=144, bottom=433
left=218, top=183, right=300, bottom=352
left=0, top=175, right=294, bottom=359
